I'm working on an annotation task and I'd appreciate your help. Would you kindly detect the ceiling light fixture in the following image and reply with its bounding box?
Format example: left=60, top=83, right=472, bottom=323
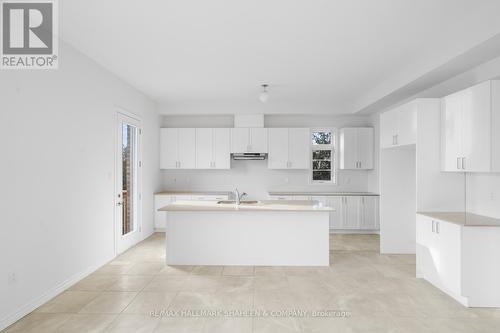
left=259, top=84, right=269, bottom=103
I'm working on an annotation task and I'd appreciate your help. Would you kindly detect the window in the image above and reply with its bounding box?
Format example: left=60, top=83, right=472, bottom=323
left=311, top=129, right=335, bottom=183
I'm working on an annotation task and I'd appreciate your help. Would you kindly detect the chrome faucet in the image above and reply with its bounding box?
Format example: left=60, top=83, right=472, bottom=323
left=234, top=188, right=247, bottom=205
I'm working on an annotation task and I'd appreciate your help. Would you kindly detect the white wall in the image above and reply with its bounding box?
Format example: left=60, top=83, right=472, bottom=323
left=159, top=114, right=378, bottom=199
left=466, top=174, right=500, bottom=218
left=0, top=42, right=159, bottom=330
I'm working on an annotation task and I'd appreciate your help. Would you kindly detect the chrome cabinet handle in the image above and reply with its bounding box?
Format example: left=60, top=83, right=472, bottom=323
left=432, top=220, right=435, bottom=233
left=457, top=157, right=460, bottom=170
left=436, top=221, right=440, bottom=234
left=462, top=157, right=466, bottom=170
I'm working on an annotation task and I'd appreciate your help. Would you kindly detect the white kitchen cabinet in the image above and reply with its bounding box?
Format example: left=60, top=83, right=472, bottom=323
left=416, top=214, right=465, bottom=305
left=441, top=80, right=500, bottom=172
left=268, top=128, right=310, bottom=169
left=359, top=196, right=379, bottom=230
left=160, top=128, right=196, bottom=169
left=339, top=127, right=374, bottom=170
left=195, top=128, right=230, bottom=169
left=341, top=196, right=360, bottom=229
left=230, top=128, right=268, bottom=153
left=380, top=101, right=417, bottom=148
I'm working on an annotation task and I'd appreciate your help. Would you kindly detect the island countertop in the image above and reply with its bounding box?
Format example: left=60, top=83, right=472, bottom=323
left=159, top=200, right=334, bottom=212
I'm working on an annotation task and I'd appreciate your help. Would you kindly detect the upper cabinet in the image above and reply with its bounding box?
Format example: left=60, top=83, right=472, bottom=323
left=339, top=127, right=374, bottom=170
left=160, top=128, right=196, bottom=169
left=230, top=128, right=268, bottom=153
left=195, top=128, right=230, bottom=169
left=380, top=101, right=417, bottom=148
left=268, top=128, right=310, bottom=169
left=441, top=80, right=500, bottom=172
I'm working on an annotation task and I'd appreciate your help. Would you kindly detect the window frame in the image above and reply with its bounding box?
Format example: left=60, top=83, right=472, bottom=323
left=310, top=128, right=337, bottom=185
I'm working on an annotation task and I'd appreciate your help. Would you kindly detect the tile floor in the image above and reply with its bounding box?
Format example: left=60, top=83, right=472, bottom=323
left=4, top=233, right=500, bottom=333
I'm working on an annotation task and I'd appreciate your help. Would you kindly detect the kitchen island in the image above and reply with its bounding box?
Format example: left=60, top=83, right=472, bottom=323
left=159, top=200, right=333, bottom=266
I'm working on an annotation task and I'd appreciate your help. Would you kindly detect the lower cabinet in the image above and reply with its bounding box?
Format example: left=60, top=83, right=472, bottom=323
left=416, top=214, right=500, bottom=307
left=270, top=194, right=379, bottom=231
left=416, top=214, right=461, bottom=298
left=154, top=193, right=229, bottom=229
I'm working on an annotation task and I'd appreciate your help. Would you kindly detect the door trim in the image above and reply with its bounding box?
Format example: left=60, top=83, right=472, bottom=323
left=114, top=109, right=143, bottom=256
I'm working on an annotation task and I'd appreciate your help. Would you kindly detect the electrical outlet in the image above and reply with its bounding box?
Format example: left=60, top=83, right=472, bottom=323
left=8, top=272, right=16, bottom=285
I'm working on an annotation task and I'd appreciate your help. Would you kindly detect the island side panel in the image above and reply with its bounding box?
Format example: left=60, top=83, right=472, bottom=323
left=165, top=211, right=330, bottom=266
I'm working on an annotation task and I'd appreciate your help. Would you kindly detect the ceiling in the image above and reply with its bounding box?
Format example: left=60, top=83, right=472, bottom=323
left=61, top=0, right=500, bottom=115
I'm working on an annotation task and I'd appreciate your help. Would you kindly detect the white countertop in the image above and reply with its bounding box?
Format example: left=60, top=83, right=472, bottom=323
left=269, top=191, right=380, bottom=196
left=159, top=200, right=334, bottom=212
left=418, top=212, right=500, bottom=227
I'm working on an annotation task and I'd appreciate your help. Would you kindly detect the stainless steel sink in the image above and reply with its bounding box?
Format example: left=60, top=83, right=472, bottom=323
left=217, top=200, right=260, bottom=205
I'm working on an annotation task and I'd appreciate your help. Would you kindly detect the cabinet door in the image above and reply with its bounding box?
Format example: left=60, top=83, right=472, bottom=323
left=250, top=128, right=268, bottom=153
left=416, top=215, right=438, bottom=281
left=288, top=128, right=310, bottom=169
left=380, top=109, right=398, bottom=148
left=160, top=128, right=178, bottom=169
left=213, top=128, right=231, bottom=169
left=231, top=128, right=249, bottom=153
left=154, top=195, right=172, bottom=229
left=195, top=128, right=213, bottom=169
left=342, top=196, right=360, bottom=229
left=268, top=128, right=289, bottom=169
left=435, top=220, right=462, bottom=296
left=339, top=128, right=358, bottom=169
left=397, top=102, right=417, bottom=146
left=327, top=197, right=343, bottom=229
left=462, top=81, right=491, bottom=172
left=442, top=92, right=463, bottom=171
left=357, top=128, right=374, bottom=169
left=359, top=196, right=379, bottom=229
left=178, top=128, right=196, bottom=169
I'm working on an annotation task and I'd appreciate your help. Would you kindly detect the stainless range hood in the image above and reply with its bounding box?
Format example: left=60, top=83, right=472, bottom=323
left=232, top=153, right=267, bottom=160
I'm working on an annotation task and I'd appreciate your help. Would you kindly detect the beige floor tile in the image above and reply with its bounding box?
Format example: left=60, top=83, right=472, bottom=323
left=35, top=291, right=100, bottom=313
left=254, top=266, right=287, bottom=277
left=158, top=265, right=194, bottom=276
left=125, top=263, right=165, bottom=275
left=217, top=276, right=254, bottom=293
left=3, top=313, right=71, bottom=333
left=168, top=292, right=213, bottom=311
left=192, top=266, right=223, bottom=276
left=70, top=274, right=121, bottom=291
left=79, top=292, right=138, bottom=314
left=153, top=317, right=205, bottom=333
left=8, top=233, right=495, bottom=333
left=202, top=317, right=252, bottom=333
left=143, top=276, right=187, bottom=292
left=253, top=317, right=302, bottom=333
left=106, top=275, right=154, bottom=292
left=123, top=291, right=177, bottom=314
left=253, top=276, right=290, bottom=292
left=104, top=314, right=161, bottom=333
left=222, top=266, right=255, bottom=276
left=300, top=317, right=353, bottom=333
left=56, top=313, right=117, bottom=333
left=181, top=275, right=221, bottom=292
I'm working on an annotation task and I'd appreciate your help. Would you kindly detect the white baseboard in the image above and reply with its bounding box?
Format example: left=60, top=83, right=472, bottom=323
left=0, top=255, right=113, bottom=332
